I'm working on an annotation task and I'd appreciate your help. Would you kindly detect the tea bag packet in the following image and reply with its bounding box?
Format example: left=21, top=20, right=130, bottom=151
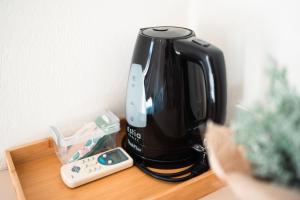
left=68, top=111, right=120, bottom=162
left=67, top=123, right=104, bottom=162
left=50, top=111, right=120, bottom=164
left=95, top=111, right=120, bottom=133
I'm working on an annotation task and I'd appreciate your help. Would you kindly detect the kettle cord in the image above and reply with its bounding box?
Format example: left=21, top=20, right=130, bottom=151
left=122, top=137, right=209, bottom=182
left=135, top=161, right=208, bottom=182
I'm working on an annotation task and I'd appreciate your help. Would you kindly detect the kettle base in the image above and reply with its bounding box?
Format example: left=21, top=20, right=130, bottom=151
left=122, top=136, right=200, bottom=168
left=122, top=136, right=209, bottom=182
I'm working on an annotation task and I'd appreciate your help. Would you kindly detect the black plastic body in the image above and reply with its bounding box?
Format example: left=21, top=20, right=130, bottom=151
left=125, top=26, right=227, bottom=168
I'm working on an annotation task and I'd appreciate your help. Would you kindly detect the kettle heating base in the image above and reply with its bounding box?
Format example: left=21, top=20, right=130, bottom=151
left=122, top=137, right=195, bottom=169
left=122, top=136, right=209, bottom=182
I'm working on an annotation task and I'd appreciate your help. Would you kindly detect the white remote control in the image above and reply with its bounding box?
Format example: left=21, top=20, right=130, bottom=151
left=60, top=147, right=133, bottom=188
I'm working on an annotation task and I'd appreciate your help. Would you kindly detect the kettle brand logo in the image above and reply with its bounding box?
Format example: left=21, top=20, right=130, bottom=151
left=127, top=126, right=142, bottom=140
left=126, top=126, right=143, bottom=152
left=127, top=139, right=142, bottom=152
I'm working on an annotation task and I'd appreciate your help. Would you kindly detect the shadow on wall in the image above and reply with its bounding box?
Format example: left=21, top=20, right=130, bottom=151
left=187, top=0, right=300, bottom=123
left=186, top=0, right=248, bottom=123
left=187, top=27, right=246, bottom=124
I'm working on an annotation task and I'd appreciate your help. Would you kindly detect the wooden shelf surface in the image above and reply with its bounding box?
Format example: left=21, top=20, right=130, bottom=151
left=5, top=126, right=224, bottom=200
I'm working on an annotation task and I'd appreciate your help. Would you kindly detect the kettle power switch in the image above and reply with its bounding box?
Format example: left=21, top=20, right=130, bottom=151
left=192, top=38, right=210, bottom=47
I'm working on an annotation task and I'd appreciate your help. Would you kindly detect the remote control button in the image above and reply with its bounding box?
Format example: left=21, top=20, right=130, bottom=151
left=71, top=166, right=81, bottom=173
left=103, top=154, right=107, bottom=158
left=98, top=157, right=106, bottom=165
left=108, top=160, right=112, bottom=164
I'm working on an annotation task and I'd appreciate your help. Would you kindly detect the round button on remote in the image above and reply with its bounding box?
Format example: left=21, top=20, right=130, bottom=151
left=98, top=156, right=106, bottom=165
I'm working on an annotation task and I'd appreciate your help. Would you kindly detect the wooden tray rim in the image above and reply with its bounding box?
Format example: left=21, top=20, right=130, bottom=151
left=5, top=137, right=224, bottom=200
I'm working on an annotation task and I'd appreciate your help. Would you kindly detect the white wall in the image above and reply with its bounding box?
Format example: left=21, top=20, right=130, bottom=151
left=0, top=0, right=190, bottom=169
left=1, top=0, right=300, bottom=169
left=188, top=0, right=300, bottom=120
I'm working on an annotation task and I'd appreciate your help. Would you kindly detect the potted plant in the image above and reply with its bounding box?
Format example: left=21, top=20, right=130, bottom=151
left=206, top=63, right=300, bottom=200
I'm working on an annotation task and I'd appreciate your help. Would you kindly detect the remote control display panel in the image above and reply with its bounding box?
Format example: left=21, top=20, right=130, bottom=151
left=98, top=149, right=129, bottom=165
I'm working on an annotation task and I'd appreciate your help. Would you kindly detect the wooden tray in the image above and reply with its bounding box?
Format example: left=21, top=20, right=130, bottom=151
left=5, top=125, right=224, bottom=200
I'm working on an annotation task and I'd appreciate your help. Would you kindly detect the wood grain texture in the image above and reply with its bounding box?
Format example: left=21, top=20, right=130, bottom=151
left=6, top=126, right=225, bottom=200
left=5, top=150, right=26, bottom=200
left=8, top=138, right=54, bottom=166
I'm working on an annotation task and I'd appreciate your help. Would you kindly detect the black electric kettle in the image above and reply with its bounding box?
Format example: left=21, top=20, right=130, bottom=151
left=124, top=26, right=227, bottom=182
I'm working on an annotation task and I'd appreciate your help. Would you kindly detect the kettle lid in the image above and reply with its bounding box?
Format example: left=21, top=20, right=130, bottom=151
left=141, top=26, right=193, bottom=39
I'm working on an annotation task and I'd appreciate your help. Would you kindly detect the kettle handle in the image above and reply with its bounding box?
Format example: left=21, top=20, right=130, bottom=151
left=174, top=37, right=227, bottom=124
